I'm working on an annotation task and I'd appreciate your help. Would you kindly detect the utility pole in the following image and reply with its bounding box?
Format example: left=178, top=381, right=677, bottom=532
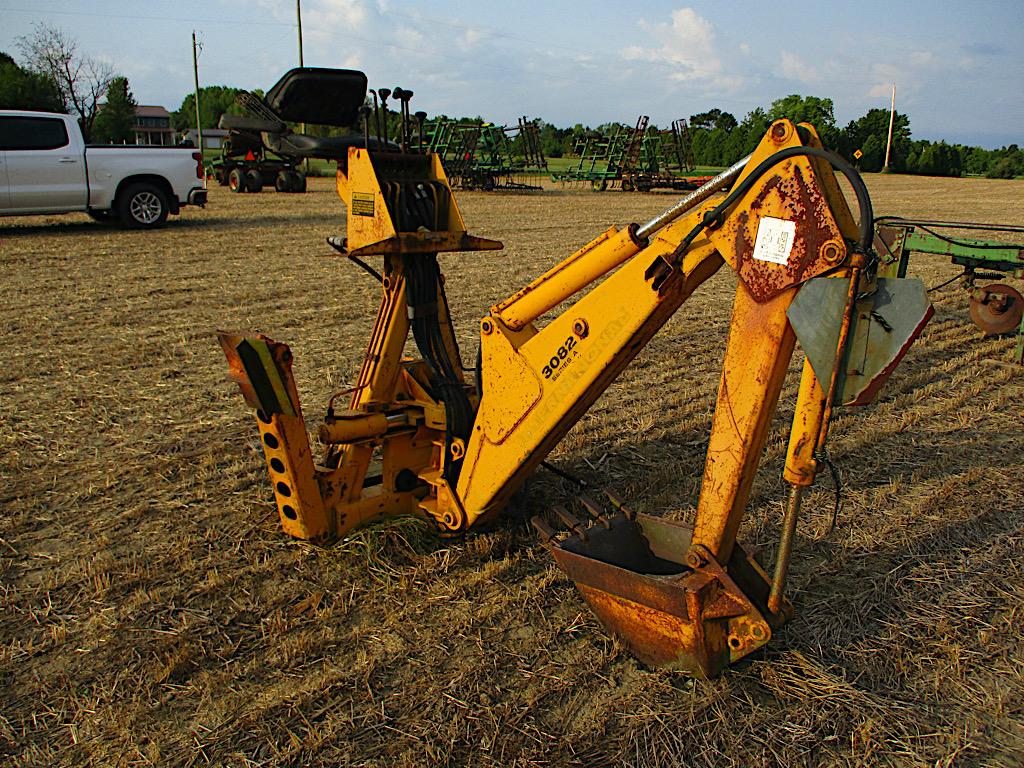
left=296, top=0, right=304, bottom=67
left=296, top=0, right=306, bottom=170
left=882, top=82, right=896, bottom=173
left=192, top=31, right=203, bottom=155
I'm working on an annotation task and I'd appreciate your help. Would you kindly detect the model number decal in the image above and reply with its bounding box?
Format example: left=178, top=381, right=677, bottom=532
left=542, top=336, right=578, bottom=380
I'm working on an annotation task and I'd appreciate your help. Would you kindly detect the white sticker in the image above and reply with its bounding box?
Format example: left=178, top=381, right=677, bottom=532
left=752, top=216, right=797, bottom=265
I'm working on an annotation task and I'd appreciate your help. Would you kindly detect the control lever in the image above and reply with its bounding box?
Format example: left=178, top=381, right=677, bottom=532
left=378, top=88, right=391, bottom=147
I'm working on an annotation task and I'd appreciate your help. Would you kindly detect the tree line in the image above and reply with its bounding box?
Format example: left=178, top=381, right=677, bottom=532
left=2, top=24, right=1019, bottom=177
left=534, top=94, right=1021, bottom=179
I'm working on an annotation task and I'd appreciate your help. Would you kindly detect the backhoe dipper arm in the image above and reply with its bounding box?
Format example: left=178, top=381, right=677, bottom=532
left=456, top=120, right=857, bottom=552
left=509, top=123, right=932, bottom=677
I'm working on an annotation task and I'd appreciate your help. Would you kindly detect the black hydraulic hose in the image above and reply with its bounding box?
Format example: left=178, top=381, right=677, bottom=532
left=874, top=216, right=1024, bottom=250
left=404, top=253, right=474, bottom=483
left=671, top=145, right=874, bottom=263
left=927, top=269, right=970, bottom=293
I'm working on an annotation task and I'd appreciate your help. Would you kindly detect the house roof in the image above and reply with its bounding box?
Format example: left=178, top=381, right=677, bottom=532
left=135, top=105, right=171, bottom=118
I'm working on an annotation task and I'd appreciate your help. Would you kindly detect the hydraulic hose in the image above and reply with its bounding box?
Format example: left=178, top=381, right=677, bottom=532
left=671, top=145, right=874, bottom=262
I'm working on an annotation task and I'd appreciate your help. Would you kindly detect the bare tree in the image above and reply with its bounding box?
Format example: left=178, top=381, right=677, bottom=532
left=16, top=23, right=114, bottom=141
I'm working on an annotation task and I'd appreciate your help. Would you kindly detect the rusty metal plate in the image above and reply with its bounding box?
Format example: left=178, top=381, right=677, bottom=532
left=709, top=157, right=846, bottom=303
left=969, top=282, right=1023, bottom=336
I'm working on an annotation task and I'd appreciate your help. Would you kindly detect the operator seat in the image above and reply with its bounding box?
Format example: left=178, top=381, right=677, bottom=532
left=237, top=67, right=399, bottom=162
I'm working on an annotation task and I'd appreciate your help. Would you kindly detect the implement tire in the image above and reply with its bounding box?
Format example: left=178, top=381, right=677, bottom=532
left=245, top=170, right=263, bottom=193
left=228, top=167, right=247, bottom=193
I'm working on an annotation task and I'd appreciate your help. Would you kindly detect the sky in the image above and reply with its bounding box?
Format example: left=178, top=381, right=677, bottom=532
left=2, top=0, right=1022, bottom=149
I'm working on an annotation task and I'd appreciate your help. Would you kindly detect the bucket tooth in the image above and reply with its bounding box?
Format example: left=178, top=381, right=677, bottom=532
left=552, top=505, right=587, bottom=539
left=602, top=489, right=635, bottom=520
left=578, top=492, right=612, bottom=528
left=531, top=515, right=558, bottom=542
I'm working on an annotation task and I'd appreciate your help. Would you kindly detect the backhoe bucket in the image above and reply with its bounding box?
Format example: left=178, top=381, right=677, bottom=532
left=544, top=512, right=785, bottom=678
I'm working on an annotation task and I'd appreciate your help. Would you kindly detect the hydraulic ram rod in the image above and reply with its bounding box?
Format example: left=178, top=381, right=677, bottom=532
left=493, top=155, right=753, bottom=331
left=636, top=155, right=751, bottom=241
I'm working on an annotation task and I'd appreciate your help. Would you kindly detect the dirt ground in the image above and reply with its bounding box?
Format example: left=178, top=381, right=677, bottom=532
left=2, top=172, right=1023, bottom=768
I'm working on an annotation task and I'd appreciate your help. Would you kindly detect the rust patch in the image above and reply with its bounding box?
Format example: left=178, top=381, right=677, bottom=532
left=713, top=160, right=846, bottom=302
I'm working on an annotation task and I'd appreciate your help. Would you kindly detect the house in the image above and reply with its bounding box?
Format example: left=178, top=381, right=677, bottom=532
left=178, top=128, right=230, bottom=150
left=133, top=105, right=175, bottom=146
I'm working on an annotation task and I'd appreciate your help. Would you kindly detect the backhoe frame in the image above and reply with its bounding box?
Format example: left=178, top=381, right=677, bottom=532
left=219, top=108, right=931, bottom=676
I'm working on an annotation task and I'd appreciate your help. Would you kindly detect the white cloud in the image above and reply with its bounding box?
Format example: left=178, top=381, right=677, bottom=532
left=459, top=27, right=486, bottom=51
left=394, top=26, right=425, bottom=48
left=311, top=0, right=368, bottom=28
left=780, top=50, right=808, bottom=81
left=621, top=7, right=741, bottom=90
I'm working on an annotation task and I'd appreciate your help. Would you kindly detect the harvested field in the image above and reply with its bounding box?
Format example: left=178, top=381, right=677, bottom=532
left=2, top=174, right=1023, bottom=767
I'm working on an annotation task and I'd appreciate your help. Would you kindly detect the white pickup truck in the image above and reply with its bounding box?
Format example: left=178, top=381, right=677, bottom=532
left=0, top=110, right=207, bottom=228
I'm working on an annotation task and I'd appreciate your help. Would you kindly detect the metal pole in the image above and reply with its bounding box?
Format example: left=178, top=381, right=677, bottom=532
left=192, top=31, right=203, bottom=154
left=883, top=82, right=895, bottom=173
left=296, top=0, right=304, bottom=67
left=768, top=485, right=803, bottom=614
left=636, top=154, right=750, bottom=240
left=296, top=0, right=307, bottom=171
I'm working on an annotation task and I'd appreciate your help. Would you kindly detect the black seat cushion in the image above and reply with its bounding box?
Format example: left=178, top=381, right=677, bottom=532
left=264, top=68, right=367, bottom=127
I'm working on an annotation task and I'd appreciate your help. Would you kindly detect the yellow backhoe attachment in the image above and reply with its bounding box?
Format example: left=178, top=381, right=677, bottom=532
left=218, top=68, right=932, bottom=678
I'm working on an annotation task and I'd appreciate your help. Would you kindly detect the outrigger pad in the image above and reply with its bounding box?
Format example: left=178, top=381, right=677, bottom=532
left=788, top=277, right=934, bottom=406
left=264, top=67, right=367, bottom=127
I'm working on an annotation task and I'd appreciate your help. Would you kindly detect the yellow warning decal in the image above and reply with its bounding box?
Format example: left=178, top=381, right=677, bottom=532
left=352, top=192, right=375, bottom=217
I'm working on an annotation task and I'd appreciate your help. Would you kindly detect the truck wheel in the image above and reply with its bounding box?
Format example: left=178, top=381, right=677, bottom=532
left=288, top=171, right=306, bottom=193
left=246, top=170, right=263, bottom=192
left=118, top=182, right=169, bottom=229
left=228, top=168, right=247, bottom=193
left=275, top=171, right=293, bottom=193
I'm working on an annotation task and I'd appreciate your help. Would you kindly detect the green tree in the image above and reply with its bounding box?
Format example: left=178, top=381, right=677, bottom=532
left=986, top=157, right=1019, bottom=179
left=767, top=94, right=837, bottom=146
left=689, top=109, right=737, bottom=132
left=0, top=50, right=63, bottom=111
left=859, top=134, right=884, bottom=172
left=961, top=146, right=992, bottom=176
left=172, top=85, right=246, bottom=131
left=913, top=141, right=961, bottom=177
left=92, top=76, right=136, bottom=144
left=842, top=108, right=911, bottom=171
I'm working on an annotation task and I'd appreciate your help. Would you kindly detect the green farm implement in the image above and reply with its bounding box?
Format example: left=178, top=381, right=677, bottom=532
left=427, top=117, right=547, bottom=191
left=552, top=116, right=711, bottom=192
left=876, top=218, right=1024, bottom=363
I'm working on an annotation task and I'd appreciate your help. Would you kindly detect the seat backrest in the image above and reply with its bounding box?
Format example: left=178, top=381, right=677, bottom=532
left=264, top=68, right=367, bottom=127
left=219, top=114, right=286, bottom=133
